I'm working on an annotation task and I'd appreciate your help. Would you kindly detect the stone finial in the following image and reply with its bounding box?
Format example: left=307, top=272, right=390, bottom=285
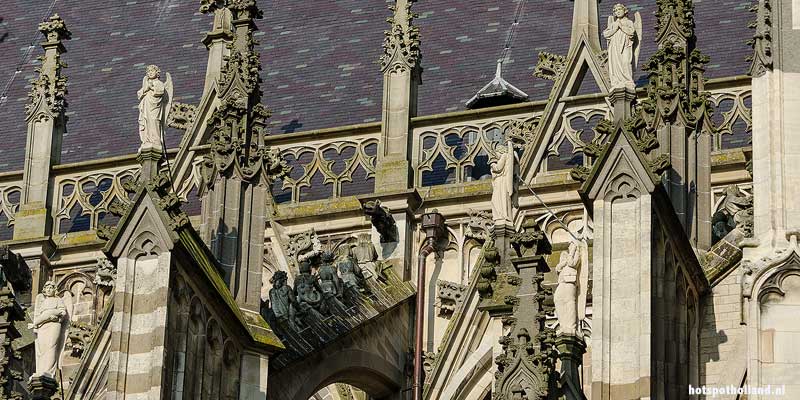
left=38, top=14, right=71, bottom=44
left=380, top=0, right=421, bottom=73
left=25, top=15, right=71, bottom=121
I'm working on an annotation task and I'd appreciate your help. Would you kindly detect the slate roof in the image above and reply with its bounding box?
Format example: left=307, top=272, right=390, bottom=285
left=0, top=0, right=754, bottom=171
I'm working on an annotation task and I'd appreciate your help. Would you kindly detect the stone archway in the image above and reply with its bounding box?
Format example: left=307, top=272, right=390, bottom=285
left=267, top=303, right=411, bottom=400
left=292, top=349, right=402, bottom=400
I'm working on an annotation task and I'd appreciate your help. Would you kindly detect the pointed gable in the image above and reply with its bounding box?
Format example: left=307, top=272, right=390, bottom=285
left=521, top=34, right=610, bottom=181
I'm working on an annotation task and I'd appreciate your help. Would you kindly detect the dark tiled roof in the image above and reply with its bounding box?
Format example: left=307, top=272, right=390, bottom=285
left=0, top=0, right=754, bottom=171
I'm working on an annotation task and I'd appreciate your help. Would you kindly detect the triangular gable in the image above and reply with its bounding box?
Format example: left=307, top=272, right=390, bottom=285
left=101, top=178, right=284, bottom=351
left=103, top=187, right=178, bottom=258
left=580, top=126, right=659, bottom=203
left=521, top=34, right=610, bottom=182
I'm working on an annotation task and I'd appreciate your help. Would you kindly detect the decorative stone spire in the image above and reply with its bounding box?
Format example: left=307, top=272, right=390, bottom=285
left=465, top=60, right=528, bottom=109
left=25, top=14, right=71, bottom=122
left=375, top=0, right=421, bottom=191
left=15, top=14, right=70, bottom=245
left=198, top=0, right=289, bottom=313
left=379, top=0, right=421, bottom=75
left=570, top=0, right=601, bottom=52
left=200, top=1, right=234, bottom=95
left=633, top=0, right=715, bottom=249
left=746, top=0, right=773, bottom=77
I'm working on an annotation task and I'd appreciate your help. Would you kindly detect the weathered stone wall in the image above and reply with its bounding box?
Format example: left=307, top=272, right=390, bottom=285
left=699, top=266, right=746, bottom=396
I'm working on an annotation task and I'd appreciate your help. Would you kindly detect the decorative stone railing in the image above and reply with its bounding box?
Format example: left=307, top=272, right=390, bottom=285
left=53, top=166, right=139, bottom=234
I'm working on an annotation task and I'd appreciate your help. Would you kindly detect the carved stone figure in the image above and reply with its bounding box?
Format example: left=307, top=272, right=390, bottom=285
left=269, top=271, right=295, bottom=323
left=363, top=200, right=398, bottom=243
left=489, top=140, right=518, bottom=225
left=603, top=4, right=642, bottom=90
left=287, top=229, right=322, bottom=265
left=352, top=233, right=380, bottom=280
left=553, top=240, right=588, bottom=336
left=465, top=209, right=493, bottom=243
left=338, top=246, right=366, bottom=297
left=32, top=281, right=68, bottom=378
left=137, top=65, right=173, bottom=151
left=712, top=185, right=754, bottom=241
left=294, top=260, right=323, bottom=311
left=317, top=251, right=342, bottom=300
left=94, top=256, right=116, bottom=287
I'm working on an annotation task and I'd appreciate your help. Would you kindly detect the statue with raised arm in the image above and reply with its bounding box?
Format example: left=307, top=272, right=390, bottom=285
left=137, top=64, right=173, bottom=151
left=489, top=139, right=518, bottom=225
left=554, top=239, right=589, bottom=336
left=32, top=281, right=68, bottom=378
left=603, top=4, right=642, bottom=90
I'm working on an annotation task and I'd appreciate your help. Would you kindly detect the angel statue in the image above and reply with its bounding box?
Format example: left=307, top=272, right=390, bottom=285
left=137, top=64, right=173, bottom=151
left=554, top=238, right=589, bottom=336
left=603, top=3, right=642, bottom=90
left=31, top=281, right=70, bottom=378
left=489, top=139, right=519, bottom=225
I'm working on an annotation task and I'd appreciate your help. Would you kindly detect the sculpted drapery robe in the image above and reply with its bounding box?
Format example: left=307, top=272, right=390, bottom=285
left=137, top=77, right=167, bottom=150
left=604, top=15, right=637, bottom=90
left=33, top=293, right=67, bottom=377
left=490, top=141, right=517, bottom=224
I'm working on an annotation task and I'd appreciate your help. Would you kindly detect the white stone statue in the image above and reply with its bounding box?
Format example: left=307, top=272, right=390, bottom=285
left=31, top=281, right=69, bottom=378
left=603, top=3, right=642, bottom=90
left=137, top=64, right=173, bottom=151
left=554, top=239, right=589, bottom=336
left=489, top=140, right=518, bottom=225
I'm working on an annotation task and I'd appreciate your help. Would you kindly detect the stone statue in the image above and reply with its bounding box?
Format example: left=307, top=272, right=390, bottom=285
left=554, top=239, right=589, bottom=336
left=31, top=281, right=68, bottom=378
left=489, top=139, right=518, bottom=225
left=294, top=260, right=323, bottom=311
left=268, top=271, right=295, bottom=323
left=603, top=4, right=642, bottom=90
left=352, top=233, right=378, bottom=279
left=338, top=245, right=366, bottom=298
left=317, top=251, right=342, bottom=300
left=137, top=64, right=173, bottom=151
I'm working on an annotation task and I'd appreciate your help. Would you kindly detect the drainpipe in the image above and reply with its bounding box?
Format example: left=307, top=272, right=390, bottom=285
left=414, top=210, right=445, bottom=400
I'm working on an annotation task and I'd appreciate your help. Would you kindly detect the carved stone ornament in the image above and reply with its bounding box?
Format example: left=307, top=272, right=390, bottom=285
left=437, top=280, right=466, bottom=318
left=477, top=242, right=499, bottom=299
left=747, top=0, right=773, bottom=77
left=67, top=321, right=93, bottom=357
left=712, top=185, right=753, bottom=242
left=25, top=15, right=71, bottom=122
left=167, top=102, right=198, bottom=131
left=380, top=0, right=421, bottom=74
left=533, top=52, right=566, bottom=81
left=363, top=200, right=398, bottom=243
left=94, top=256, right=117, bottom=287
left=510, top=220, right=550, bottom=258
left=286, top=229, right=323, bottom=264
left=465, top=209, right=494, bottom=244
